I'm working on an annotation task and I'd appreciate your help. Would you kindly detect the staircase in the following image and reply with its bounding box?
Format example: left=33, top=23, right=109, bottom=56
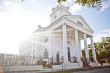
left=83, top=62, right=91, bottom=67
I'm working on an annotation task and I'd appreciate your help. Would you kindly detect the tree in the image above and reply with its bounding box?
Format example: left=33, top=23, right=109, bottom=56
left=82, top=49, right=86, bottom=62
left=87, top=37, right=110, bottom=63
left=82, top=49, right=94, bottom=62
left=96, top=49, right=110, bottom=65
left=101, top=37, right=106, bottom=48
left=22, top=0, right=102, bottom=9
left=88, top=44, right=91, bottom=48
left=101, top=37, right=110, bottom=50
left=89, top=49, right=93, bottom=61
left=57, top=0, right=102, bottom=9
left=95, top=42, right=102, bottom=50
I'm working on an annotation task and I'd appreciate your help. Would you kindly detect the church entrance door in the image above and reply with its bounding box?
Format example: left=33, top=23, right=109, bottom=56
left=56, top=52, right=59, bottom=63
left=68, top=47, right=71, bottom=61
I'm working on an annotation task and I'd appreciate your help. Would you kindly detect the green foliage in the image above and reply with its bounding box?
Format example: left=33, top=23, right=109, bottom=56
left=57, top=0, right=102, bottom=9
left=82, top=49, right=86, bottom=61
left=95, top=42, right=103, bottom=50
left=57, top=0, right=66, bottom=3
left=96, top=49, right=110, bottom=63
left=42, top=67, right=51, bottom=69
left=89, top=49, right=93, bottom=61
left=82, top=49, right=94, bottom=62
left=92, top=37, right=110, bottom=50
left=88, top=44, right=91, bottom=48
left=87, top=37, right=110, bottom=63
left=22, top=0, right=102, bottom=9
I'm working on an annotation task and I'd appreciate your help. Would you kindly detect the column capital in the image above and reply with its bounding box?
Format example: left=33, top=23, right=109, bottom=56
left=75, top=29, right=78, bottom=31
left=62, top=23, right=66, bottom=26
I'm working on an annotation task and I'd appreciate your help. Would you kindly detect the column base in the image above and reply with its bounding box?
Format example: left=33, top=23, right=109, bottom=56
left=61, top=60, right=83, bottom=69
left=89, top=61, right=98, bottom=67
left=62, top=60, right=70, bottom=69
left=77, top=60, right=83, bottom=67
left=86, top=58, right=90, bottom=64
left=94, top=60, right=98, bottom=66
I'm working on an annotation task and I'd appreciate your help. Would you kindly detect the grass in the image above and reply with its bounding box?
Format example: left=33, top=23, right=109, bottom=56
left=43, top=67, right=51, bottom=69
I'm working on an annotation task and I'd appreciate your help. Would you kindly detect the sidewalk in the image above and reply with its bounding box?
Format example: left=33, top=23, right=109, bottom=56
left=38, top=65, right=110, bottom=73
left=3, top=64, right=110, bottom=73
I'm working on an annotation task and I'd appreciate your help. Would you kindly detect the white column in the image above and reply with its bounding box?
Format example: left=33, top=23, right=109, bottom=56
left=75, top=30, right=80, bottom=60
left=84, top=33, right=90, bottom=62
left=49, top=32, right=52, bottom=58
left=91, top=37, right=97, bottom=62
left=62, top=24, right=68, bottom=61
left=79, top=40, right=82, bottom=58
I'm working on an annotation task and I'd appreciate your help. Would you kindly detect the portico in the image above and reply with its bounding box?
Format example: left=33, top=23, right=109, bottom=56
left=61, top=23, right=97, bottom=63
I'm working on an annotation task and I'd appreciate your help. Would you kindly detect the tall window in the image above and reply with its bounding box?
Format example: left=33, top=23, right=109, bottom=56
left=56, top=52, right=59, bottom=63
left=67, top=41, right=70, bottom=44
left=68, top=47, right=70, bottom=61
left=43, top=49, right=48, bottom=58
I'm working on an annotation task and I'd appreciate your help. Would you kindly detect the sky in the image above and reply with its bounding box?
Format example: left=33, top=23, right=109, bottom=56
left=0, top=0, right=110, bottom=54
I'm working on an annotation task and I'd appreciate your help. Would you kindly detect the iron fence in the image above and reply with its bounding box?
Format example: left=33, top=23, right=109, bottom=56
left=0, top=55, right=77, bottom=66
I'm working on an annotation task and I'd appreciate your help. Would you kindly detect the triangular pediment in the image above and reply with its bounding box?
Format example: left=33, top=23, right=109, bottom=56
left=64, top=15, right=94, bottom=32
left=34, top=15, right=93, bottom=36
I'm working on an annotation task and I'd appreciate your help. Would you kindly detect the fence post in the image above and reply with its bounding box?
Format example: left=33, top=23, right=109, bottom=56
left=52, top=57, right=53, bottom=73
left=62, top=57, right=64, bottom=71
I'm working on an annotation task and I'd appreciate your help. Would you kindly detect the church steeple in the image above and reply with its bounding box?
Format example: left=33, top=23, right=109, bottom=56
left=50, top=4, right=71, bottom=23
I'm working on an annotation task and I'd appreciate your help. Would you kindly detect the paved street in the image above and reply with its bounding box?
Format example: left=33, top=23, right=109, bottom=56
left=74, top=68, right=110, bottom=73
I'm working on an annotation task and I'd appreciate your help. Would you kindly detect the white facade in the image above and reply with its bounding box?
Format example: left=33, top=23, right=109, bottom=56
left=19, top=5, right=97, bottom=65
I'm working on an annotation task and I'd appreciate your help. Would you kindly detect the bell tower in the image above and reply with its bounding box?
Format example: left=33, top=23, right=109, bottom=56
left=50, top=4, right=72, bottom=23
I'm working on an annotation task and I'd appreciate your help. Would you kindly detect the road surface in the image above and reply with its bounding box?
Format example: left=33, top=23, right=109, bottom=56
left=74, top=68, right=110, bottom=73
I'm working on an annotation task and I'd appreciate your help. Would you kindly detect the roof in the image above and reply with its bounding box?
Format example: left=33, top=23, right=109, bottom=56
left=34, top=15, right=94, bottom=33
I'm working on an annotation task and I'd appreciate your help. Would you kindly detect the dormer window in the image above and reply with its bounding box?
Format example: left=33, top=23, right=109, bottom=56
left=44, top=37, right=48, bottom=42
left=77, top=21, right=83, bottom=26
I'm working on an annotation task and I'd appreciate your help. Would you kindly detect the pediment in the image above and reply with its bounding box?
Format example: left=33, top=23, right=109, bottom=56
left=64, top=16, right=94, bottom=33
left=34, top=15, right=93, bottom=36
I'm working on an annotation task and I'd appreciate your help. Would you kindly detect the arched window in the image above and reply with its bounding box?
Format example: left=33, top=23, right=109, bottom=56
left=56, top=52, right=59, bottom=63
left=67, top=41, right=70, bottom=44
left=68, top=47, right=70, bottom=51
left=43, top=49, right=48, bottom=58
left=77, top=21, right=83, bottom=26
left=33, top=49, right=35, bottom=59
left=68, top=47, right=70, bottom=61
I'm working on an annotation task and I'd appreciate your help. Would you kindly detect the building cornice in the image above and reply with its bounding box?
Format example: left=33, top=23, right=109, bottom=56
left=34, top=15, right=94, bottom=34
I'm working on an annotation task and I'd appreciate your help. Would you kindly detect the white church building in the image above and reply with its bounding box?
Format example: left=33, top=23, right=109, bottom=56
left=19, top=5, right=97, bottom=68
